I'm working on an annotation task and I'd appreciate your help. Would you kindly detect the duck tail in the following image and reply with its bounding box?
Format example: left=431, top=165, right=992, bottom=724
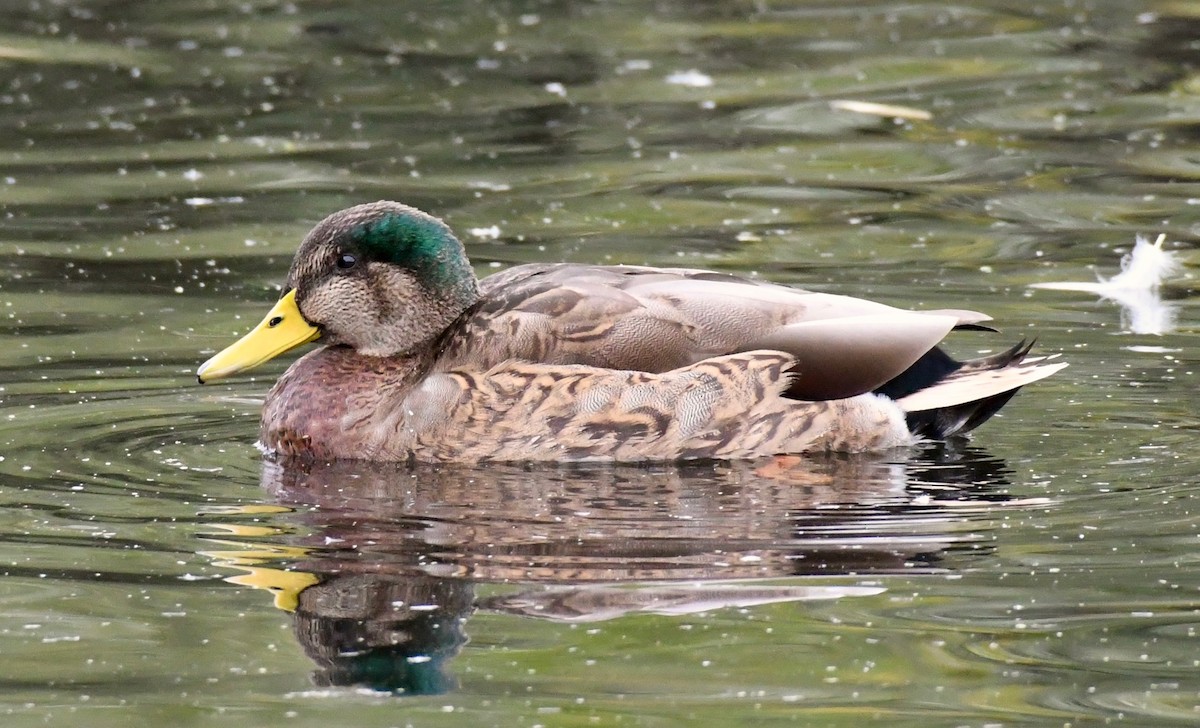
left=880, top=340, right=1067, bottom=439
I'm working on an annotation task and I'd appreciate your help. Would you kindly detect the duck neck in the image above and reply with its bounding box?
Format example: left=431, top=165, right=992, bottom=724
left=355, top=272, right=481, bottom=359
left=401, top=278, right=481, bottom=357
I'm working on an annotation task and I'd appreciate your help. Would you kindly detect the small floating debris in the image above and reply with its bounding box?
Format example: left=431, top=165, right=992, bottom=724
left=185, top=196, right=245, bottom=207
left=466, top=180, right=511, bottom=192
left=468, top=225, right=501, bottom=240
left=665, top=69, right=714, bottom=88
left=829, top=99, right=932, bottom=121
left=1029, top=234, right=1182, bottom=335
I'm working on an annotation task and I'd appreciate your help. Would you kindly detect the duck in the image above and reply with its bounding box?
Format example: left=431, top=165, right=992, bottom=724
left=197, top=200, right=1065, bottom=462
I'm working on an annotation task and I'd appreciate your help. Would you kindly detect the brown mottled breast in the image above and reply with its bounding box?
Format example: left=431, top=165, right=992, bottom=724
left=259, top=346, right=429, bottom=461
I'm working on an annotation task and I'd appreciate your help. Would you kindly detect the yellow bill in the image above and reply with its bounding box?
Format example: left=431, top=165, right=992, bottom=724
left=197, top=289, right=321, bottom=383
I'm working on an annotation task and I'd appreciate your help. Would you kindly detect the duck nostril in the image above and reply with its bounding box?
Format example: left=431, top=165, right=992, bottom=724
left=268, top=316, right=283, bottom=327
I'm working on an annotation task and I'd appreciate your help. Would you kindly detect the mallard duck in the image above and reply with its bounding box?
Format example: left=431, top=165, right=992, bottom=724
left=197, top=201, right=1065, bottom=462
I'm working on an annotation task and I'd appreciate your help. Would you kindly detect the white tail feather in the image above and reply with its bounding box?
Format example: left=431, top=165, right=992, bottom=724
left=897, top=361, right=1068, bottom=413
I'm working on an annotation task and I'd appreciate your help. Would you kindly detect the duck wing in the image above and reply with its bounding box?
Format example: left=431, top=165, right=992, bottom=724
left=443, top=264, right=991, bottom=400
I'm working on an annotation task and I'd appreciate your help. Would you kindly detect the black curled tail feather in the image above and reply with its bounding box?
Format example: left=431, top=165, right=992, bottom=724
left=879, top=340, right=1037, bottom=439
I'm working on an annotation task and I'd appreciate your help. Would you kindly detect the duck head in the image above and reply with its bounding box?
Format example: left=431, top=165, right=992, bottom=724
left=197, top=201, right=480, bottom=382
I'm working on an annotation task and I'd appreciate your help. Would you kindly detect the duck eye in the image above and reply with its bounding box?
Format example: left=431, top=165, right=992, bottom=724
left=335, top=252, right=357, bottom=270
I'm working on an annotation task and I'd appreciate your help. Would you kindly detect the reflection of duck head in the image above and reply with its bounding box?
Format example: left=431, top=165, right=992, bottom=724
left=294, top=573, right=472, bottom=695
left=207, top=447, right=1018, bottom=694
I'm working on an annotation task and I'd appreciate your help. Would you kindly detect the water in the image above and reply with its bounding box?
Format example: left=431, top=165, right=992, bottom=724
left=1, top=0, right=1199, bottom=725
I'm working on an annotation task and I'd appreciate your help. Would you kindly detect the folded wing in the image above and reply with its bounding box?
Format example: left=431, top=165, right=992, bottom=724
left=447, top=264, right=990, bottom=400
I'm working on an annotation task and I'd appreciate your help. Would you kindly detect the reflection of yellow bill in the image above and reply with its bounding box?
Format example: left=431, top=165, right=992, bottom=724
left=197, top=289, right=320, bottom=382
left=198, top=504, right=295, bottom=517
left=224, top=566, right=319, bottom=613
left=199, top=537, right=319, bottom=612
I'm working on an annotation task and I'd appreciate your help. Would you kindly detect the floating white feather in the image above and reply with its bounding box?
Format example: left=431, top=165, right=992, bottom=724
left=1029, top=234, right=1181, bottom=335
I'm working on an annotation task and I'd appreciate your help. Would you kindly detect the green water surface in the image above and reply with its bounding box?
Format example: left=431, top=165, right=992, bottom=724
left=0, top=1, right=1198, bottom=726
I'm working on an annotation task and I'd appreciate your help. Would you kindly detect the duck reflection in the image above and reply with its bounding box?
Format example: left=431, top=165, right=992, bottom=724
left=205, top=444, right=1019, bottom=694
left=292, top=573, right=472, bottom=694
